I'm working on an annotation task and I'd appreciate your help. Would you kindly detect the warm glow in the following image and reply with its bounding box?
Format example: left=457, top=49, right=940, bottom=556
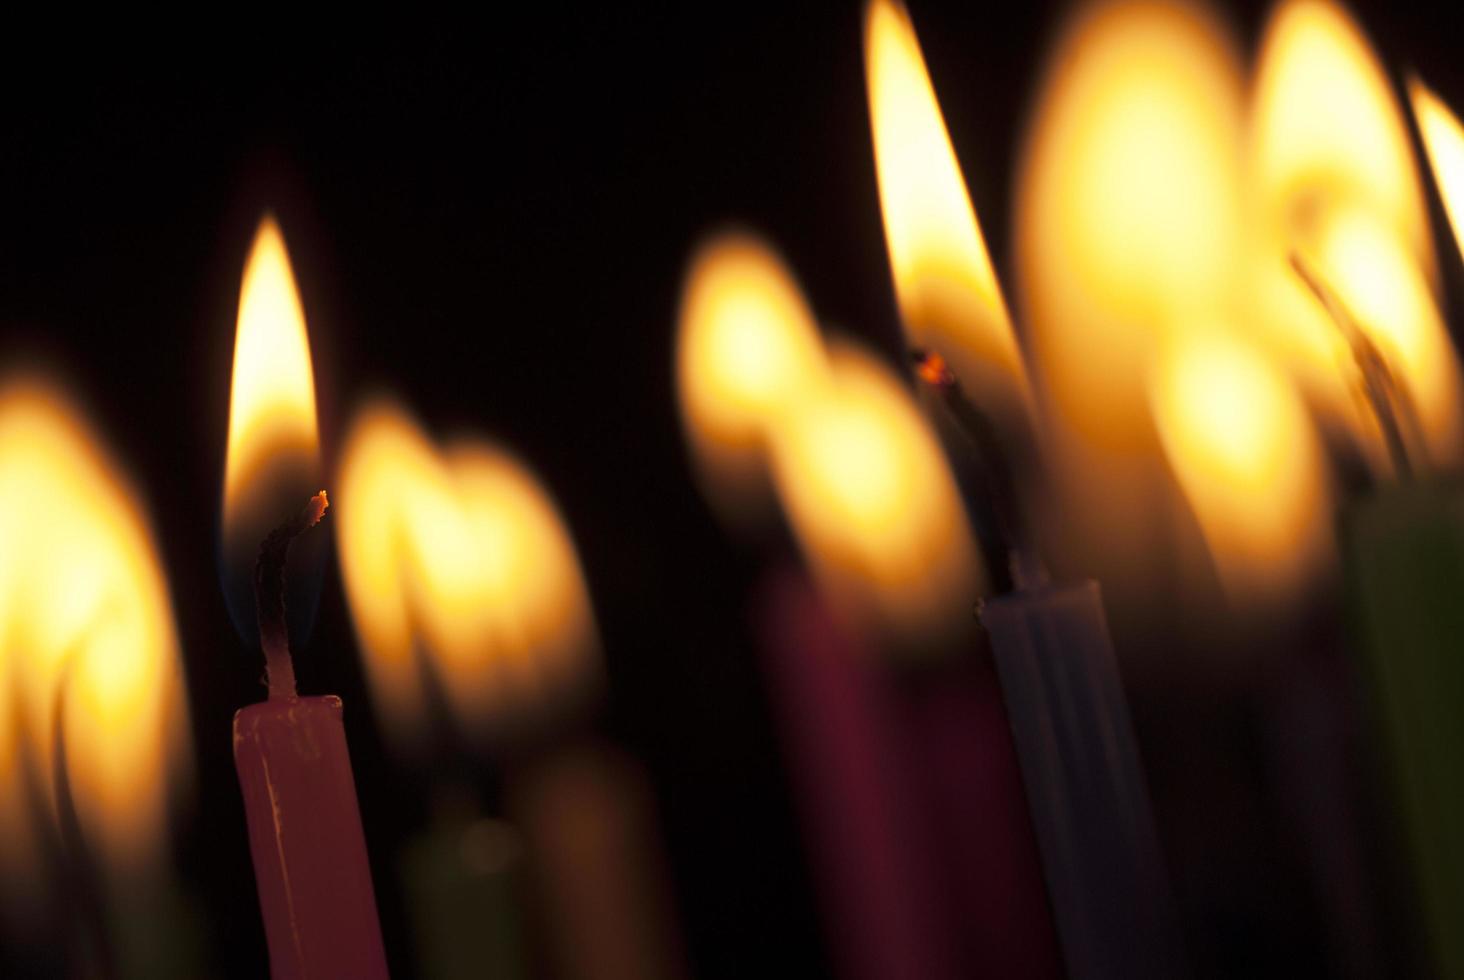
left=1247, top=2, right=1461, bottom=467
left=1251, top=0, right=1431, bottom=274
left=1151, top=333, right=1330, bottom=603
left=864, top=0, right=1030, bottom=422
left=1016, top=0, right=1245, bottom=445
left=676, top=232, right=829, bottom=517
left=0, top=381, right=188, bottom=882
left=1411, top=78, right=1464, bottom=275
left=220, top=215, right=325, bottom=642
left=337, top=399, right=598, bottom=742
left=770, top=341, right=980, bottom=649
left=223, top=215, right=320, bottom=522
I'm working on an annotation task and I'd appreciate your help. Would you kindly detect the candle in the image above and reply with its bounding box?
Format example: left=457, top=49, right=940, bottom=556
left=677, top=232, right=1059, bottom=977
left=222, top=216, right=388, bottom=980
left=0, top=379, right=196, bottom=978
left=1319, top=76, right=1464, bottom=980
left=336, top=397, right=685, bottom=980
left=866, top=6, right=1182, bottom=975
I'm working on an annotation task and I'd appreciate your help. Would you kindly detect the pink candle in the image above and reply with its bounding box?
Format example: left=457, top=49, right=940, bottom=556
left=232, top=493, right=388, bottom=980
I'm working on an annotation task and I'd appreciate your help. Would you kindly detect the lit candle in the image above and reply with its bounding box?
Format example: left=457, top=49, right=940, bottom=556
left=222, top=215, right=388, bottom=980
left=336, top=397, right=684, bottom=980
left=0, top=379, right=195, bottom=977
left=1311, top=73, right=1464, bottom=980
left=867, top=3, right=1183, bottom=977
left=677, top=233, right=996, bottom=980
left=1244, top=7, right=1464, bottom=976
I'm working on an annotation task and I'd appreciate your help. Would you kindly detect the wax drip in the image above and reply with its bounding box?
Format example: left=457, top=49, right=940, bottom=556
left=910, top=349, right=1046, bottom=592
left=1289, top=251, right=1424, bottom=482
left=255, top=491, right=329, bottom=700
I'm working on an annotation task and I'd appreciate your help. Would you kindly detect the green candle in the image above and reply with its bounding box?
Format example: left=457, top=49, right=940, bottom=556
left=1343, top=481, right=1464, bottom=979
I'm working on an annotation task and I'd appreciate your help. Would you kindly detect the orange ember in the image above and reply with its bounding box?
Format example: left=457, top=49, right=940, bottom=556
left=915, top=350, right=953, bottom=387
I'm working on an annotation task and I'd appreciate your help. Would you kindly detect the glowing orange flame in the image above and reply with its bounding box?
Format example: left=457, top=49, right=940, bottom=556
left=770, top=341, right=980, bottom=650
left=336, top=399, right=599, bottom=743
left=1412, top=78, right=1464, bottom=266
left=0, top=380, right=189, bottom=888
left=1247, top=0, right=1461, bottom=469
left=220, top=215, right=326, bottom=642
left=1150, top=333, right=1331, bottom=604
left=676, top=233, right=829, bottom=521
left=864, top=0, right=1030, bottom=425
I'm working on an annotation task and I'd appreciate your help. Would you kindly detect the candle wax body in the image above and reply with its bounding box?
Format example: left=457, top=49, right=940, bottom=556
left=887, top=653, right=1063, bottom=980
left=1342, top=484, right=1464, bottom=980
left=983, top=580, right=1184, bottom=980
left=756, top=569, right=960, bottom=980
left=507, top=741, right=685, bottom=980
left=234, top=695, right=389, bottom=980
left=400, top=811, right=530, bottom=980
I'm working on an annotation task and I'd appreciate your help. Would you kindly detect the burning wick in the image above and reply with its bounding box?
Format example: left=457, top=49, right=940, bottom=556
left=1289, top=252, right=1422, bottom=481
left=254, top=491, right=329, bottom=700
left=909, top=348, right=1040, bottom=591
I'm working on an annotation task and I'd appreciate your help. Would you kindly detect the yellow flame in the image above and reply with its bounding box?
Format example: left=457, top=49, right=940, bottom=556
left=0, top=381, right=188, bottom=882
left=222, top=215, right=321, bottom=534
left=1151, top=333, right=1330, bottom=603
left=1412, top=78, right=1464, bottom=280
left=770, top=341, right=980, bottom=650
left=1015, top=0, right=1245, bottom=445
left=864, top=0, right=1030, bottom=420
left=336, top=399, right=598, bottom=742
left=1246, top=1, right=1460, bottom=467
left=1251, top=0, right=1431, bottom=274
left=676, top=233, right=829, bottom=518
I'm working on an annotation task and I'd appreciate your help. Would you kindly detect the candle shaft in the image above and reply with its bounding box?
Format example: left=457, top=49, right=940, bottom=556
left=1342, top=484, right=1464, bottom=980
left=756, top=569, right=960, bottom=980
left=507, top=741, right=684, bottom=980
left=233, top=695, right=389, bottom=980
left=887, top=656, right=1063, bottom=979
left=983, top=580, right=1185, bottom=980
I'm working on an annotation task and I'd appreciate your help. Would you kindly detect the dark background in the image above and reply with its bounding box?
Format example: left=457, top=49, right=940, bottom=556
left=3, top=3, right=1464, bottom=977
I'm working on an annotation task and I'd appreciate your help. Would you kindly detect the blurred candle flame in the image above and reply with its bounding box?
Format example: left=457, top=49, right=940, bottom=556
left=1012, top=0, right=1248, bottom=623
left=676, top=233, right=829, bottom=522
left=220, top=215, right=326, bottom=646
left=0, top=380, right=189, bottom=891
left=864, top=0, right=1031, bottom=426
left=1016, top=0, right=1245, bottom=446
left=1248, top=0, right=1462, bottom=468
left=1150, top=334, right=1331, bottom=605
left=337, top=399, right=599, bottom=744
left=1411, top=78, right=1464, bottom=265
left=676, top=230, right=980, bottom=650
left=770, top=341, right=981, bottom=652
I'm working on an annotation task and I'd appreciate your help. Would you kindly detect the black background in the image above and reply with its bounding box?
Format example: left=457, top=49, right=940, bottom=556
left=3, top=3, right=1464, bottom=977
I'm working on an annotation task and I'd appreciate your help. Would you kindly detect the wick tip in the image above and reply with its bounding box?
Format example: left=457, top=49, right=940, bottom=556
left=308, top=490, right=329, bottom=526
left=910, top=348, right=954, bottom=388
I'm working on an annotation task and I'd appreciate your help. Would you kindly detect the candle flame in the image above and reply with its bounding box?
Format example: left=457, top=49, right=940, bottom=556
left=1150, top=334, right=1330, bottom=604
left=1411, top=78, right=1464, bottom=265
left=1247, top=0, right=1461, bottom=468
left=771, top=341, right=980, bottom=651
left=0, top=380, right=189, bottom=891
left=864, top=0, right=1030, bottom=423
left=220, top=215, right=325, bottom=646
left=336, top=399, right=599, bottom=744
left=676, top=233, right=829, bottom=521
left=1251, top=0, right=1431, bottom=273
left=1015, top=0, right=1245, bottom=446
